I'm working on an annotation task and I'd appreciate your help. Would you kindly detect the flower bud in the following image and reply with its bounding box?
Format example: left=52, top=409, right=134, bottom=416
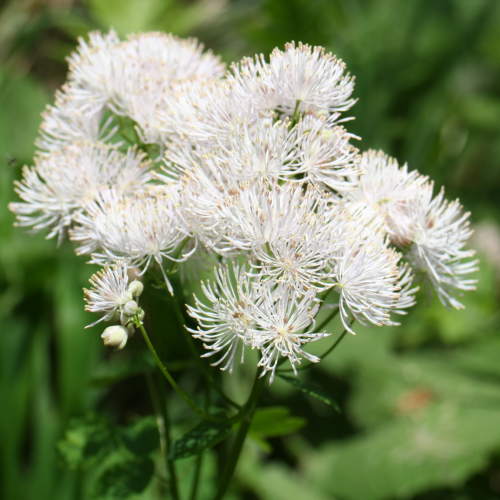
left=123, top=300, right=140, bottom=316
left=101, top=325, right=128, bottom=350
left=128, top=280, right=144, bottom=297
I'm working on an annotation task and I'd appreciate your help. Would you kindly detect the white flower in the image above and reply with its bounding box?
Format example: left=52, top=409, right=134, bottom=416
left=250, top=284, right=327, bottom=382
left=71, top=185, right=188, bottom=293
left=331, top=234, right=413, bottom=333
left=347, top=150, right=477, bottom=308
left=406, top=188, right=478, bottom=309
left=36, top=84, right=117, bottom=154
left=158, top=159, right=239, bottom=253
left=222, top=181, right=327, bottom=251
left=289, top=115, right=360, bottom=191
left=164, top=118, right=296, bottom=185
left=67, top=31, right=225, bottom=144
left=159, top=79, right=268, bottom=147
left=186, top=263, right=259, bottom=372
left=213, top=119, right=301, bottom=182
left=393, top=261, right=419, bottom=315
left=9, top=142, right=151, bottom=241
left=187, top=263, right=328, bottom=380
left=346, top=150, right=429, bottom=245
left=252, top=233, right=334, bottom=294
left=84, top=264, right=133, bottom=326
left=230, top=42, right=355, bottom=118
left=246, top=185, right=337, bottom=293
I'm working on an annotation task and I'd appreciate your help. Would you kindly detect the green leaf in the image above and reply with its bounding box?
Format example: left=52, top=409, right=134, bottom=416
left=92, top=455, right=154, bottom=499
left=250, top=406, right=305, bottom=439
left=58, top=415, right=115, bottom=469
left=121, top=416, right=158, bottom=456
left=278, top=375, right=340, bottom=412
left=169, top=420, right=232, bottom=460
left=306, top=404, right=500, bottom=500
left=349, top=351, right=500, bottom=431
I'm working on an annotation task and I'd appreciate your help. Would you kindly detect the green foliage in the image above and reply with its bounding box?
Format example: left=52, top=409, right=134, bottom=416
left=170, top=420, right=233, bottom=460
left=250, top=406, right=305, bottom=443
left=58, top=415, right=117, bottom=469
left=93, top=455, right=154, bottom=499
left=59, top=414, right=158, bottom=466
left=122, top=416, right=159, bottom=456
left=58, top=415, right=158, bottom=498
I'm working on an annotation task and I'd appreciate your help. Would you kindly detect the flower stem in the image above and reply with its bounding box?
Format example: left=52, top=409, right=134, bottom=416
left=138, top=322, right=220, bottom=422
left=214, top=372, right=265, bottom=500
left=189, top=385, right=210, bottom=500
left=290, top=99, right=302, bottom=126
left=146, top=373, right=180, bottom=500
left=315, top=306, right=339, bottom=332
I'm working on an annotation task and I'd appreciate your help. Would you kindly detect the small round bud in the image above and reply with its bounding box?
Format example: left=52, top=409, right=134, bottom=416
left=101, top=325, right=128, bottom=350
left=128, top=280, right=144, bottom=298
left=123, top=300, right=140, bottom=316
left=136, top=309, right=145, bottom=322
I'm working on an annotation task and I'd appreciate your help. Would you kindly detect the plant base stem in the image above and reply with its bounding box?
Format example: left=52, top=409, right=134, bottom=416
left=214, top=373, right=264, bottom=500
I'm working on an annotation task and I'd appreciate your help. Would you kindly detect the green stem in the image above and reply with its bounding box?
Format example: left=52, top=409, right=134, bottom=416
left=190, top=385, right=210, bottom=500
left=290, top=99, right=302, bottom=126
left=190, top=446, right=204, bottom=500
left=146, top=373, right=180, bottom=500
left=214, top=372, right=265, bottom=500
left=138, top=322, right=220, bottom=422
left=315, top=306, right=339, bottom=332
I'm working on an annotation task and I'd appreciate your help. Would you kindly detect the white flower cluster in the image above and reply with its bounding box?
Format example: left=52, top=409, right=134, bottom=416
left=9, top=32, right=477, bottom=380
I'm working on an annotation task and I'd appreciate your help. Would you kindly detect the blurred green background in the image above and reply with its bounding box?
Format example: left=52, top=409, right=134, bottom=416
left=2, top=0, right=500, bottom=499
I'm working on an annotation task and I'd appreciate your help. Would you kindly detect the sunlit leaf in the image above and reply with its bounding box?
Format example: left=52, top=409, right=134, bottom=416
left=306, top=403, right=500, bottom=500
left=250, top=406, right=306, bottom=439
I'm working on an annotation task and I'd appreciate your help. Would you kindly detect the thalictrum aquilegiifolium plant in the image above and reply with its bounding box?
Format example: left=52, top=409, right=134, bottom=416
left=9, top=30, right=478, bottom=499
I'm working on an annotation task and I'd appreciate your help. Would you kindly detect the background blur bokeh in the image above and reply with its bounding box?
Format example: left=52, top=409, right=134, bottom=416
left=1, top=1, right=500, bottom=499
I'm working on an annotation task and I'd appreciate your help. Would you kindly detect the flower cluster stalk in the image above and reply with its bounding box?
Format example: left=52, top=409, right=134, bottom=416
left=215, top=372, right=265, bottom=500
